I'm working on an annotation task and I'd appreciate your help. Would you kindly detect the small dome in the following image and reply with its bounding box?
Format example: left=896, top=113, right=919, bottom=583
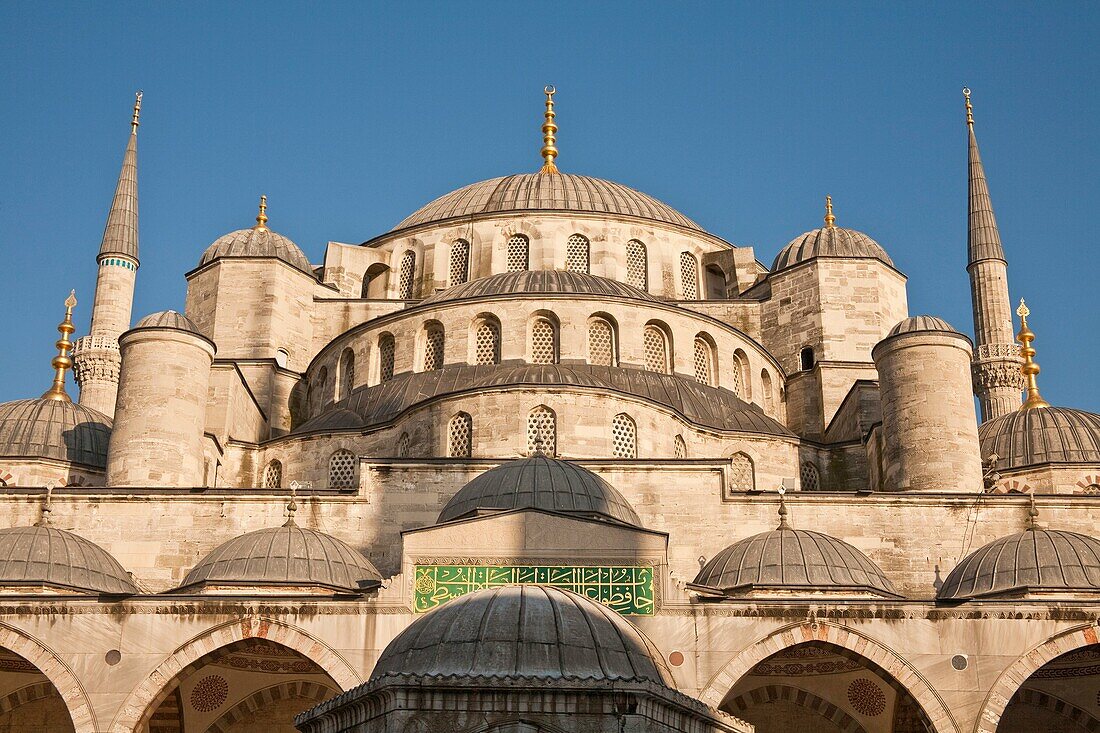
left=421, top=270, right=661, bottom=306
left=887, top=315, right=959, bottom=337
left=772, top=227, right=894, bottom=272
left=180, top=525, right=382, bottom=593
left=199, top=226, right=313, bottom=275
left=133, top=310, right=203, bottom=335
left=979, top=407, right=1100, bottom=470
left=0, top=525, right=137, bottom=594
left=938, top=528, right=1100, bottom=600
left=0, top=399, right=111, bottom=468
left=392, top=173, right=703, bottom=233
left=692, top=527, right=898, bottom=597
left=370, top=585, right=672, bottom=684
left=438, top=455, right=641, bottom=527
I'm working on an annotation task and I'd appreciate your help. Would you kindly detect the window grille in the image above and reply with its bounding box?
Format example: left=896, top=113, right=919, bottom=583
left=507, top=235, right=529, bottom=271
left=424, top=326, right=444, bottom=371
left=448, top=413, right=472, bottom=457
left=531, top=318, right=557, bottom=364
left=449, top=240, right=470, bottom=286
left=693, top=338, right=714, bottom=386
left=587, top=319, right=615, bottom=366
left=730, top=360, right=744, bottom=398
left=339, top=349, right=355, bottom=400
left=680, top=252, right=698, bottom=299
left=612, top=414, right=637, bottom=458
left=398, top=251, right=416, bottom=299
left=729, top=453, right=755, bottom=493
left=566, top=234, right=590, bottom=273
left=379, top=334, right=395, bottom=382
left=674, top=435, right=686, bottom=459
left=263, top=460, right=282, bottom=489
left=329, top=450, right=357, bottom=489
left=397, top=432, right=410, bottom=458
left=626, top=240, right=647, bottom=290
left=475, top=320, right=501, bottom=365
left=801, top=461, right=821, bottom=491
left=527, top=406, right=556, bottom=455
left=643, top=326, right=669, bottom=374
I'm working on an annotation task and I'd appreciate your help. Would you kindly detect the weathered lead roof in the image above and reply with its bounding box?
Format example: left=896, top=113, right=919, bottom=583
left=691, top=527, right=899, bottom=597
left=98, top=127, right=139, bottom=262
left=179, top=525, right=382, bottom=593
left=133, top=310, right=203, bottom=334
left=295, top=364, right=793, bottom=437
left=421, top=270, right=662, bottom=306
left=0, top=399, right=112, bottom=468
left=938, top=528, right=1100, bottom=600
left=968, top=118, right=1006, bottom=264
left=0, top=526, right=137, bottom=594
left=438, top=455, right=641, bottom=526
left=369, top=585, right=673, bottom=683
left=887, top=315, right=959, bottom=337
left=199, top=227, right=314, bottom=275
left=392, top=174, right=703, bottom=233
left=979, top=407, right=1100, bottom=470
left=772, top=226, right=894, bottom=272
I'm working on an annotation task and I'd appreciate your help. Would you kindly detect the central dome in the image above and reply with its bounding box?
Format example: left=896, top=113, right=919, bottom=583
left=392, top=174, right=703, bottom=233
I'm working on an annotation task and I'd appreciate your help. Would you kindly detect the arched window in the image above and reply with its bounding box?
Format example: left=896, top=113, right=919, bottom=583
left=530, top=316, right=558, bottom=364
left=680, top=252, right=699, bottom=300
left=800, top=461, right=821, bottom=491
left=527, top=406, right=556, bottom=456
left=705, top=264, right=726, bottom=299
left=474, top=316, right=501, bottom=365
left=398, top=250, right=416, bottom=299
left=378, top=333, right=395, bottom=382
left=448, top=413, right=473, bottom=458
left=423, top=323, right=444, bottom=371
left=626, top=240, right=648, bottom=290
left=693, top=335, right=716, bottom=386
left=731, top=349, right=750, bottom=400
left=449, top=239, right=470, bottom=286
left=338, top=348, right=355, bottom=401
left=361, top=263, right=390, bottom=298
left=263, top=460, right=282, bottom=489
left=566, top=234, right=590, bottom=273
left=314, top=366, right=329, bottom=412
left=643, top=324, right=671, bottom=374
left=611, top=413, right=637, bottom=458
left=329, top=449, right=357, bottom=489
left=587, top=317, right=617, bottom=367
left=800, top=346, right=816, bottom=371
left=674, top=435, right=686, bottom=459
left=507, top=234, right=529, bottom=271
left=397, top=432, right=411, bottom=458
left=729, top=452, right=755, bottom=493
left=760, top=369, right=775, bottom=413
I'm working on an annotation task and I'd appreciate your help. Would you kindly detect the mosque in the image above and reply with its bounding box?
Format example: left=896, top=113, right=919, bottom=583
left=0, top=85, right=1097, bottom=733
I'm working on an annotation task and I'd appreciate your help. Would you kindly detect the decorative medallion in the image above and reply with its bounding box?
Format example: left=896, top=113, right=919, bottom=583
left=190, top=674, right=229, bottom=712
left=847, top=677, right=886, bottom=716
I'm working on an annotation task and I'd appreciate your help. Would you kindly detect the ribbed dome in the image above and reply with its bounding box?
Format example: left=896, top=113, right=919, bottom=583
left=180, top=525, right=382, bottom=593
left=438, top=455, right=641, bottom=527
left=772, top=227, right=894, bottom=272
left=134, top=310, right=203, bottom=334
left=692, top=527, right=898, bottom=597
left=938, top=528, right=1100, bottom=600
left=888, top=315, right=958, bottom=336
left=421, top=270, right=661, bottom=306
left=0, top=525, right=137, bottom=594
left=393, top=174, right=702, bottom=233
left=0, top=399, right=111, bottom=468
left=979, top=407, right=1100, bottom=470
left=370, top=585, right=672, bottom=684
left=199, top=227, right=313, bottom=275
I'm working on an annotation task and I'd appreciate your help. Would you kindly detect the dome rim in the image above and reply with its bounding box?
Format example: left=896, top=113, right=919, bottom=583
left=771, top=226, right=897, bottom=274
left=195, top=226, right=315, bottom=278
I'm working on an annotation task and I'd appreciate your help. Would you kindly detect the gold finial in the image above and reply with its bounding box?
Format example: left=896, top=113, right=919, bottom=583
left=824, top=195, right=836, bottom=228
left=41, top=291, right=77, bottom=402
left=1016, top=298, right=1050, bottom=410
left=963, top=87, right=973, bottom=127
left=35, top=486, right=53, bottom=527
left=284, top=483, right=298, bottom=527
left=777, top=486, right=790, bottom=530
left=539, top=85, right=559, bottom=174
left=1027, top=492, right=1040, bottom=530
left=253, top=195, right=268, bottom=231
left=131, top=91, right=143, bottom=131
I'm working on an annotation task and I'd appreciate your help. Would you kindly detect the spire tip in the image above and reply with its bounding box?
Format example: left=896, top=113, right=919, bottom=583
left=253, top=195, right=268, bottom=231
left=539, top=85, right=559, bottom=174
left=824, top=195, right=836, bottom=228
left=131, top=91, right=143, bottom=131
left=1016, top=298, right=1050, bottom=411
left=40, top=292, right=77, bottom=402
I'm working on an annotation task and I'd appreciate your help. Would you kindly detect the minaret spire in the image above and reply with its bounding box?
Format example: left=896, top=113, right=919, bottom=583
left=539, top=85, right=559, bottom=174
left=963, top=87, right=1023, bottom=421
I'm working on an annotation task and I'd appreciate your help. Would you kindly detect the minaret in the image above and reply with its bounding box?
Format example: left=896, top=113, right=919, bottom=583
left=73, top=91, right=142, bottom=417
left=964, top=88, right=1022, bottom=421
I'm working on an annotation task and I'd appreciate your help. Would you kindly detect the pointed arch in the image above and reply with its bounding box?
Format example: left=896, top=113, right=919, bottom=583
left=731, top=349, right=751, bottom=400
left=760, top=369, right=774, bottom=413
left=206, top=680, right=337, bottom=733
left=422, top=321, right=445, bottom=372
left=674, top=434, right=687, bottom=459
left=448, top=412, right=473, bottom=458
left=566, top=234, right=590, bottom=273
left=397, top=432, right=411, bottom=458
left=361, top=262, right=390, bottom=298
left=328, top=449, right=357, bottom=489
left=694, top=333, right=717, bottom=387
left=729, top=452, right=755, bottom=493
left=527, top=405, right=557, bottom=456
left=529, top=312, right=559, bottom=365
left=263, top=460, right=282, bottom=489
left=626, top=239, right=648, bottom=290
left=0, top=622, right=96, bottom=733
left=800, top=461, right=821, bottom=491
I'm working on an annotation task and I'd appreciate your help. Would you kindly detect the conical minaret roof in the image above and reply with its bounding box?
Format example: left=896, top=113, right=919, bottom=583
left=966, top=88, right=1005, bottom=266
left=97, top=92, right=141, bottom=263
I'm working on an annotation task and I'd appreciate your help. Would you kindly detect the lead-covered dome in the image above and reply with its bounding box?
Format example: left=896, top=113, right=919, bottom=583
left=438, top=455, right=641, bottom=527
left=421, top=270, right=662, bottom=306
left=179, top=525, right=382, bottom=593
left=938, top=528, right=1100, bottom=600
left=392, top=174, right=702, bottom=233
left=369, top=584, right=672, bottom=684
left=0, top=525, right=137, bottom=594
left=772, top=226, right=894, bottom=272
left=199, top=225, right=313, bottom=275
left=0, top=399, right=111, bottom=468
left=887, top=315, right=959, bottom=337
left=979, top=407, right=1100, bottom=470
left=133, top=310, right=203, bottom=334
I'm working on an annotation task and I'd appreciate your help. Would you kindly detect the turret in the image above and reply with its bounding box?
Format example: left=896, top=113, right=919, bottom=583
left=72, top=92, right=143, bottom=418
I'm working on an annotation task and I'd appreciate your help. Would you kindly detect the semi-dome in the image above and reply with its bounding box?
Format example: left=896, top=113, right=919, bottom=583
left=392, top=174, right=703, bottom=233
left=369, top=584, right=672, bottom=684
left=979, top=407, right=1100, bottom=470
left=0, top=525, right=137, bottom=594
left=772, top=226, right=894, bottom=272
left=0, top=399, right=111, bottom=468
left=133, top=310, right=203, bottom=334
left=938, top=528, right=1100, bottom=600
left=179, top=525, right=382, bottom=593
left=198, top=209, right=313, bottom=275
left=421, top=270, right=662, bottom=306
left=887, top=315, right=959, bottom=337
left=691, top=523, right=898, bottom=598
left=438, top=455, right=641, bottom=526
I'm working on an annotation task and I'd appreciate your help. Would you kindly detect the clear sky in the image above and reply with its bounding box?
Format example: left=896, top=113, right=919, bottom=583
left=1, top=2, right=1097, bottom=411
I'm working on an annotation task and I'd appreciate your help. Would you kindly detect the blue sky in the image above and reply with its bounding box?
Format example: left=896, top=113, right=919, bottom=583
left=1, top=2, right=1097, bottom=411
